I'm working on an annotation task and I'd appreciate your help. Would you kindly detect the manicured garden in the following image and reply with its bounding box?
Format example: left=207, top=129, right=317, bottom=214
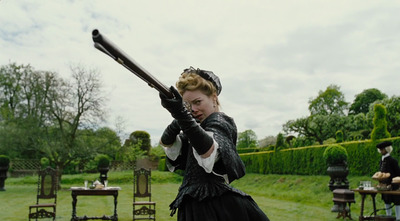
left=0, top=170, right=391, bottom=220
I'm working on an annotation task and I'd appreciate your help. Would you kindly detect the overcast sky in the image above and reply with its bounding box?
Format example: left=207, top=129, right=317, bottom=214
left=1, top=1, right=399, bottom=145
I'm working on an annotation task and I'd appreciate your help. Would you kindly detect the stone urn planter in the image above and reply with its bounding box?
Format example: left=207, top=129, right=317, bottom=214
left=0, top=155, right=10, bottom=191
left=327, top=164, right=349, bottom=191
left=97, top=156, right=110, bottom=185
left=323, top=144, right=349, bottom=212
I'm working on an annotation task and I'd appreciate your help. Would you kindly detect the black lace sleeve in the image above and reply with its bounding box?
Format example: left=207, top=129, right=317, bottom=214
left=201, top=112, right=245, bottom=182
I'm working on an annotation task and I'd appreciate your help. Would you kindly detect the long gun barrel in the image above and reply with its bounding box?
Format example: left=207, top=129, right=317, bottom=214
left=92, top=29, right=174, bottom=98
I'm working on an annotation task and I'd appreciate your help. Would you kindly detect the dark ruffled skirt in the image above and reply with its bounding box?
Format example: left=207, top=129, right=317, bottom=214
left=176, top=192, right=269, bottom=221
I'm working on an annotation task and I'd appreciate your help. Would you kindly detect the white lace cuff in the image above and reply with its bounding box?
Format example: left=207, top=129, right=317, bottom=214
left=161, top=135, right=183, bottom=172
left=161, top=135, right=182, bottom=161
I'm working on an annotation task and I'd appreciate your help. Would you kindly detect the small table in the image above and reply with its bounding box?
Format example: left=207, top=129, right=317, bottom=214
left=70, top=187, right=121, bottom=221
left=333, top=189, right=356, bottom=219
left=353, top=188, right=400, bottom=221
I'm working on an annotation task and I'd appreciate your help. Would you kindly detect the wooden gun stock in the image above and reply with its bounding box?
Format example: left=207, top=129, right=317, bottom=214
left=92, top=29, right=174, bottom=98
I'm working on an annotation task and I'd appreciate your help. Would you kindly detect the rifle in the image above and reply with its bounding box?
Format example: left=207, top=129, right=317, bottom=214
left=91, top=29, right=174, bottom=98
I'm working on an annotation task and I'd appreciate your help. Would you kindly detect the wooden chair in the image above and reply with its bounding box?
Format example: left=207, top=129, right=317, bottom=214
left=133, top=168, right=156, bottom=220
left=28, top=167, right=58, bottom=220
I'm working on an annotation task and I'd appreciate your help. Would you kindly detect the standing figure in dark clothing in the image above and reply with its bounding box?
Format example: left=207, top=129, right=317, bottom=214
left=159, top=67, right=269, bottom=221
left=377, top=141, right=400, bottom=220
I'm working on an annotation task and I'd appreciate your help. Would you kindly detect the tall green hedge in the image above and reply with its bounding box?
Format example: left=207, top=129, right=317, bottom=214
left=240, top=137, right=400, bottom=176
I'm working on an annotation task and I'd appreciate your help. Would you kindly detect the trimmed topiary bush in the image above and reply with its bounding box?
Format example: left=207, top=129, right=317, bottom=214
left=0, top=155, right=10, bottom=167
left=157, top=158, right=167, bottom=171
left=97, top=155, right=111, bottom=184
left=97, top=155, right=110, bottom=169
left=323, top=144, right=348, bottom=166
left=336, top=130, right=344, bottom=143
left=371, top=104, right=391, bottom=141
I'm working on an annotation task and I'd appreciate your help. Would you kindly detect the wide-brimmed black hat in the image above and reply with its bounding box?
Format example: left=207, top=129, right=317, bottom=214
left=376, top=141, right=393, bottom=149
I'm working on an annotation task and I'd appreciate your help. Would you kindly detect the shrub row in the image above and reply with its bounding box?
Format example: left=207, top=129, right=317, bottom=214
left=157, top=137, right=400, bottom=176
left=241, top=137, right=400, bottom=176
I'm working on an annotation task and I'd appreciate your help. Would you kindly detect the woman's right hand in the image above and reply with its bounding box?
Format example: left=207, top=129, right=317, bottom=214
left=160, top=119, right=181, bottom=146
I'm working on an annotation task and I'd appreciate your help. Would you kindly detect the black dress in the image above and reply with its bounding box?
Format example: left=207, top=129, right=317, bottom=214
left=380, top=155, right=400, bottom=204
left=165, top=112, right=269, bottom=221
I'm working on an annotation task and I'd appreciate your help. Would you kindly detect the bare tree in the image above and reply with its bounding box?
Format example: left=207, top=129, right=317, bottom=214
left=44, top=64, right=106, bottom=185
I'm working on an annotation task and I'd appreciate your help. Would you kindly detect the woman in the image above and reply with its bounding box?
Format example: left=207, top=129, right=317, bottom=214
left=159, top=67, right=269, bottom=221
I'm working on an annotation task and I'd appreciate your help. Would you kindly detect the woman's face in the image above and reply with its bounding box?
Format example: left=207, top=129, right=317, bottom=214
left=182, top=89, right=217, bottom=122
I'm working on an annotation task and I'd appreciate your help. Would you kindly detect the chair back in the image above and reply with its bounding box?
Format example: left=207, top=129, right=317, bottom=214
left=37, top=167, right=58, bottom=202
left=133, top=168, right=156, bottom=220
left=29, top=167, right=58, bottom=220
left=134, top=168, right=151, bottom=199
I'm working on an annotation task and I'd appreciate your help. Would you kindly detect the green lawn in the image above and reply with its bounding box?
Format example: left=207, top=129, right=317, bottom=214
left=0, top=171, right=391, bottom=220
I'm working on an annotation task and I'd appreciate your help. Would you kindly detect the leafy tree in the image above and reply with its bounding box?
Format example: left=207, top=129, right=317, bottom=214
left=127, top=130, right=151, bottom=154
left=120, top=138, right=146, bottom=164
left=0, top=63, right=52, bottom=158
left=382, top=96, right=400, bottom=137
left=308, top=84, right=348, bottom=116
left=73, top=127, right=121, bottom=171
left=323, top=114, right=348, bottom=140
left=347, top=113, right=368, bottom=132
left=283, top=113, right=354, bottom=145
left=284, top=85, right=380, bottom=144
left=0, top=63, right=122, bottom=183
left=237, top=129, right=258, bottom=148
left=290, top=136, right=315, bottom=148
left=93, top=127, right=121, bottom=159
left=345, top=113, right=370, bottom=140
left=371, top=104, right=391, bottom=141
left=283, top=115, right=328, bottom=145
left=285, top=85, right=350, bottom=144
left=283, top=117, right=308, bottom=139
left=349, top=88, right=387, bottom=115
left=0, top=62, right=24, bottom=120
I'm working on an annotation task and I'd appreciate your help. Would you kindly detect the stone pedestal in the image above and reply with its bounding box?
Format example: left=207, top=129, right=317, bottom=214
left=0, top=166, right=9, bottom=191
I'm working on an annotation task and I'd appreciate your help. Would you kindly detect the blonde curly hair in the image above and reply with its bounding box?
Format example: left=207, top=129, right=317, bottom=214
left=176, top=72, right=220, bottom=106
